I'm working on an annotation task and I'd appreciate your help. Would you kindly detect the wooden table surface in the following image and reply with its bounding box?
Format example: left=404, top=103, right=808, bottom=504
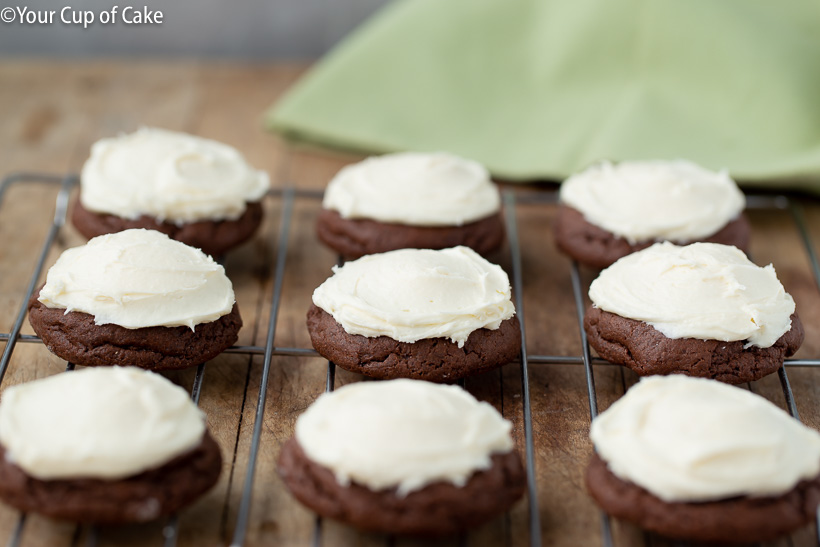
left=1, top=61, right=820, bottom=547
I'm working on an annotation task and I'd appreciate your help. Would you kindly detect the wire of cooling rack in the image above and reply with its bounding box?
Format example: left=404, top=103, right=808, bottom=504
left=503, top=190, right=542, bottom=547
left=570, top=262, right=613, bottom=547
left=311, top=256, right=341, bottom=547
left=229, top=187, right=295, bottom=547
left=1, top=173, right=820, bottom=547
left=0, top=175, right=74, bottom=386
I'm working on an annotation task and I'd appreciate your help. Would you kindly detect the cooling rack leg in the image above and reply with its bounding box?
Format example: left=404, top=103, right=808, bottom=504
left=162, top=515, right=179, bottom=547
left=311, top=516, right=323, bottom=547
left=816, top=506, right=820, bottom=546
left=6, top=513, right=26, bottom=547
left=324, top=362, right=336, bottom=393
left=777, top=366, right=801, bottom=421
left=84, top=525, right=98, bottom=547
left=600, top=513, right=613, bottom=547
left=190, top=362, right=207, bottom=405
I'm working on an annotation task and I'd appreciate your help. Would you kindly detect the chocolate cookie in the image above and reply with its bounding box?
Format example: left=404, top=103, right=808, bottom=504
left=316, top=208, right=505, bottom=260
left=584, top=307, right=803, bottom=384
left=554, top=205, right=751, bottom=269
left=307, top=304, right=520, bottom=382
left=586, top=453, right=820, bottom=543
left=28, top=291, right=242, bottom=370
left=278, top=437, right=525, bottom=536
left=72, top=199, right=264, bottom=257
left=0, top=432, right=221, bottom=524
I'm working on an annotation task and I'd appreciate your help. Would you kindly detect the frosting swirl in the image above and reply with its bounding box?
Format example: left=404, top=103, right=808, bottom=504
left=296, top=379, right=514, bottom=495
left=588, top=242, right=794, bottom=348
left=323, top=152, right=500, bottom=226
left=312, top=246, right=515, bottom=347
left=38, top=229, right=235, bottom=330
left=560, top=160, right=745, bottom=244
left=591, top=376, right=820, bottom=502
left=0, top=367, right=206, bottom=480
left=80, top=127, right=269, bottom=223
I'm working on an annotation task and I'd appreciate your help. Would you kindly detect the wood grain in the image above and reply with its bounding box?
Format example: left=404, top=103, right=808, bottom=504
left=0, top=61, right=819, bottom=547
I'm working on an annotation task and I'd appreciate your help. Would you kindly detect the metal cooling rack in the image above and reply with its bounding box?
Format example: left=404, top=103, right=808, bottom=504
left=1, top=172, right=819, bottom=547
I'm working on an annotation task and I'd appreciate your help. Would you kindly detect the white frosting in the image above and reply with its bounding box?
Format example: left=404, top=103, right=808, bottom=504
left=80, top=127, right=269, bottom=223
left=312, top=246, right=515, bottom=347
left=296, top=379, right=514, bottom=495
left=560, top=160, right=745, bottom=244
left=38, top=229, right=235, bottom=330
left=590, top=376, right=820, bottom=502
left=322, top=152, right=500, bottom=226
left=588, top=242, right=794, bottom=348
left=0, top=368, right=206, bottom=480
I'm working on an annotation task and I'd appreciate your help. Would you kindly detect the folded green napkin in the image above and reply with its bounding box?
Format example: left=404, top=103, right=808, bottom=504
left=267, top=0, right=820, bottom=193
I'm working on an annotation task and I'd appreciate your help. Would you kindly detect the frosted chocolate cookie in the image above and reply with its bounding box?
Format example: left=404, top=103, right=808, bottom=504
left=584, top=242, right=802, bottom=384
left=586, top=376, right=820, bottom=543
left=28, top=229, right=242, bottom=370
left=0, top=368, right=221, bottom=523
left=317, top=152, right=504, bottom=258
left=307, top=246, right=520, bottom=382
left=278, top=379, right=525, bottom=536
left=72, top=127, right=268, bottom=256
left=554, top=160, right=750, bottom=268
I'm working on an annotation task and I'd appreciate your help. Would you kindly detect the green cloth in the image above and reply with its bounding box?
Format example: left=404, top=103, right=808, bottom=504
left=267, top=0, right=820, bottom=193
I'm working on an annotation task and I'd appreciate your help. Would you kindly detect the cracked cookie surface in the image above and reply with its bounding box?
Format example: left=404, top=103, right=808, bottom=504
left=72, top=199, right=264, bottom=257
left=584, top=306, right=803, bottom=384
left=307, top=304, right=520, bottom=382
left=278, top=437, right=525, bottom=536
left=0, top=433, right=221, bottom=524
left=316, top=208, right=505, bottom=260
left=553, top=204, right=751, bottom=269
left=28, top=291, right=242, bottom=370
left=586, top=453, right=820, bottom=543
